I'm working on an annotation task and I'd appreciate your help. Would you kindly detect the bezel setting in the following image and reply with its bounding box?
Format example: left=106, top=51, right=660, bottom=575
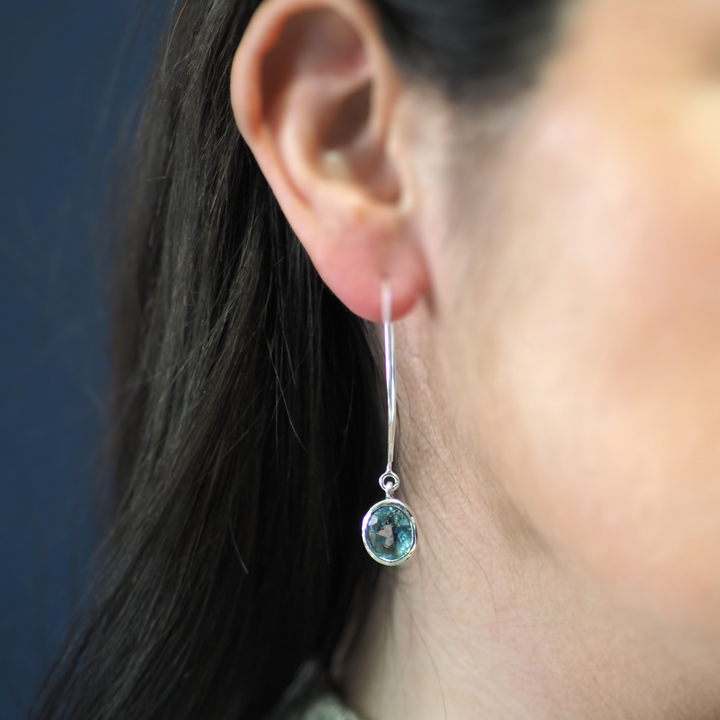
left=362, top=497, right=417, bottom=566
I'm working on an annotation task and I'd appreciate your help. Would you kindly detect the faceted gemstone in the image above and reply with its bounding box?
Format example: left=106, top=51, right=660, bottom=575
left=364, top=502, right=415, bottom=563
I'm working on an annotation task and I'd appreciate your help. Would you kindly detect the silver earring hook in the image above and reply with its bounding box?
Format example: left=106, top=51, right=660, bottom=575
left=381, top=281, right=400, bottom=496
left=361, top=281, right=417, bottom=565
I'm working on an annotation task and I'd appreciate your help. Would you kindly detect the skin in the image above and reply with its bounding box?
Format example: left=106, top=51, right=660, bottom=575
left=231, top=0, right=720, bottom=717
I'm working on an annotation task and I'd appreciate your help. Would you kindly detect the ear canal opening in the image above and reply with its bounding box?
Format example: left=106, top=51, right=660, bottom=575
left=322, top=82, right=372, bottom=150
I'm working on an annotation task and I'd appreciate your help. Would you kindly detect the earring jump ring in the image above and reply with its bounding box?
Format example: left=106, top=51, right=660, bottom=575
left=379, top=470, right=400, bottom=496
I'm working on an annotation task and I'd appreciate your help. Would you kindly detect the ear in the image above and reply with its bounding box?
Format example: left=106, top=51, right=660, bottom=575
left=230, top=0, right=429, bottom=321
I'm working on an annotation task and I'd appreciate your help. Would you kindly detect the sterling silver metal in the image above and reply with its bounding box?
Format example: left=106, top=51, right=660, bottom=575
left=383, top=281, right=397, bottom=484
left=361, top=282, right=418, bottom=565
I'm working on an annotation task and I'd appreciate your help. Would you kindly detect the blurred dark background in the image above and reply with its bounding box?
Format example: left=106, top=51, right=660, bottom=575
left=0, top=2, right=162, bottom=717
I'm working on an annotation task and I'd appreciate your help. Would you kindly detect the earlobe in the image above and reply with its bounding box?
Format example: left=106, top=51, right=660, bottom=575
left=229, top=0, right=429, bottom=321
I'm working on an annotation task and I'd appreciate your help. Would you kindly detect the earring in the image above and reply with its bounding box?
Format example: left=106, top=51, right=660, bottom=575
left=361, top=282, right=418, bottom=566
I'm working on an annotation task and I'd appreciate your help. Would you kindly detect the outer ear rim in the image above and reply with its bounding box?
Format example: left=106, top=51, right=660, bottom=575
left=229, top=0, right=430, bottom=322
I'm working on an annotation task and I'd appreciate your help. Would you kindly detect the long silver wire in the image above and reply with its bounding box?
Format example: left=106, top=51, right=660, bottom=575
left=382, top=282, right=396, bottom=472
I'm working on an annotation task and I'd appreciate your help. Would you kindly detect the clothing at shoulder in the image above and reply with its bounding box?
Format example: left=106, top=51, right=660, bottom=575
left=301, top=692, right=362, bottom=720
left=266, top=661, right=361, bottom=720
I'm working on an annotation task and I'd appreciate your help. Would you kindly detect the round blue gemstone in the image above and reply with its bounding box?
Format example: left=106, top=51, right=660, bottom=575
left=364, top=502, right=415, bottom=563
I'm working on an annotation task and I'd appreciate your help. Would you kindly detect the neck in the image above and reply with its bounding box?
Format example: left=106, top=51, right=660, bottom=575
left=336, top=327, right=720, bottom=720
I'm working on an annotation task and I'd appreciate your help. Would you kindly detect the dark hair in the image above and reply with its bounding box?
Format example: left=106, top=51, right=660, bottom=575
left=32, top=1, right=561, bottom=718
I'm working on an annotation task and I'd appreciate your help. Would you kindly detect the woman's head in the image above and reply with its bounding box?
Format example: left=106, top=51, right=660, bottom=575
left=232, top=0, right=720, bottom=644
left=35, top=0, right=720, bottom=718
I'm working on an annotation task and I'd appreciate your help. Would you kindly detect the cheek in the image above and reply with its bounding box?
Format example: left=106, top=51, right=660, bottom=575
left=460, top=89, right=720, bottom=635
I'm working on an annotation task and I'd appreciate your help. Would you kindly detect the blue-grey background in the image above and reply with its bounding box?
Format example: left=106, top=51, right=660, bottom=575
left=0, top=2, right=162, bottom=717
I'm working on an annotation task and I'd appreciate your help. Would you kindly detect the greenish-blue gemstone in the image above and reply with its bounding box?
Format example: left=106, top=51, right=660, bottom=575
left=365, top=503, right=415, bottom=562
